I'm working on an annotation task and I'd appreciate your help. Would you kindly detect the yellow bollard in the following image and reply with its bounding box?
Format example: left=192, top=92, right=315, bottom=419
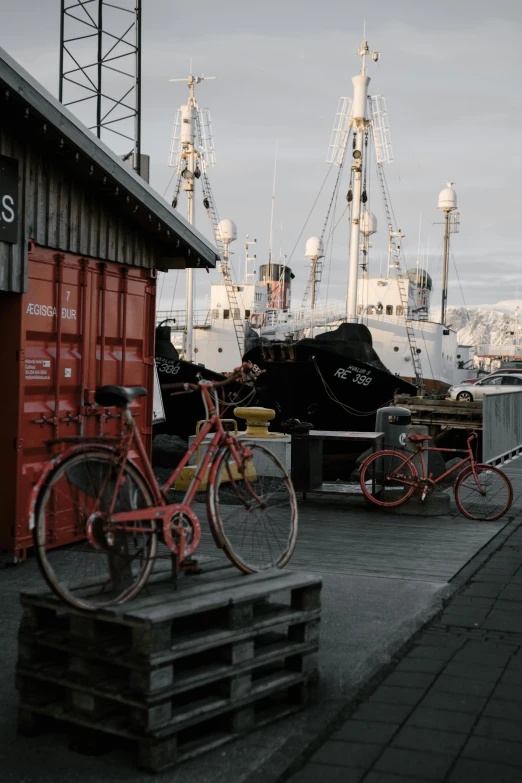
left=234, top=407, right=285, bottom=439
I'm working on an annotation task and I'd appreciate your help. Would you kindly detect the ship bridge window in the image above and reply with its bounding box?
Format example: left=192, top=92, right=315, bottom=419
left=212, top=309, right=220, bottom=319
left=224, top=309, right=230, bottom=319
left=396, top=306, right=404, bottom=316
left=245, top=309, right=251, bottom=318
left=386, top=305, right=393, bottom=315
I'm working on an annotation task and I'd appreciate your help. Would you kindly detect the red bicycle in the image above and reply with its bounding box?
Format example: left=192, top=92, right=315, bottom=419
left=359, top=431, right=512, bottom=520
left=29, top=363, right=298, bottom=611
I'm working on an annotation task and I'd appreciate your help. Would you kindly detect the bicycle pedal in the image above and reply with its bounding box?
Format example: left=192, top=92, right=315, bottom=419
left=179, top=558, right=200, bottom=574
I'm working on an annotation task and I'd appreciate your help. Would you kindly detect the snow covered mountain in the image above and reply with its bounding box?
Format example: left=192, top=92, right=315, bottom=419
left=444, top=303, right=521, bottom=348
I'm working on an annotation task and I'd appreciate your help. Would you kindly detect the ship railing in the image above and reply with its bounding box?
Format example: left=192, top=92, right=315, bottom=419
left=475, top=344, right=522, bottom=357
left=156, top=310, right=211, bottom=329
left=261, top=303, right=348, bottom=330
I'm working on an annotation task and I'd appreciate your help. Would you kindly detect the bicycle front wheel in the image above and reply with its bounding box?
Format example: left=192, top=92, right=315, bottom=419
left=208, top=442, right=298, bottom=573
left=455, top=464, right=513, bottom=521
left=34, top=448, right=157, bottom=611
left=359, top=449, right=418, bottom=507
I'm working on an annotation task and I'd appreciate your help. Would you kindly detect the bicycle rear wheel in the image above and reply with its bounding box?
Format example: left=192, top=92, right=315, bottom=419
left=207, top=442, right=298, bottom=573
left=359, top=449, right=418, bottom=507
left=455, top=464, right=513, bottom=521
left=34, top=448, right=157, bottom=611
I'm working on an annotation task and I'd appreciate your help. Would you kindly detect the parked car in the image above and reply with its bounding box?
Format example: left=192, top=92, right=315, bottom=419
left=449, top=373, right=522, bottom=402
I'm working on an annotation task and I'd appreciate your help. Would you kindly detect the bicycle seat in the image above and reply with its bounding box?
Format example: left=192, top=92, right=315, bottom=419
left=408, top=434, right=432, bottom=442
left=95, top=385, right=147, bottom=408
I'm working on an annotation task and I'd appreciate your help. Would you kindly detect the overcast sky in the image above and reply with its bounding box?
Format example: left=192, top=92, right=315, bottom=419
left=2, top=0, right=522, bottom=313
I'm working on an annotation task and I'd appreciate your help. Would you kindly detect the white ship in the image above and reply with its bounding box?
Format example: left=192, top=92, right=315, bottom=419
left=158, top=43, right=474, bottom=397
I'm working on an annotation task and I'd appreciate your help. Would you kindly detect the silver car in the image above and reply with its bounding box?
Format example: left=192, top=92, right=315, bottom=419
left=449, top=373, right=522, bottom=402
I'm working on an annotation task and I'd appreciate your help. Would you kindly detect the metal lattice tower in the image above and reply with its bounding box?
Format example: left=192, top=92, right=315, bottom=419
left=59, top=0, right=142, bottom=174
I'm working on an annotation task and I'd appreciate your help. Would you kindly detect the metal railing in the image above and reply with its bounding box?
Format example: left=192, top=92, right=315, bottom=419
left=483, top=391, right=522, bottom=464
left=156, top=310, right=211, bottom=329
left=155, top=303, right=440, bottom=335
left=475, top=344, right=522, bottom=357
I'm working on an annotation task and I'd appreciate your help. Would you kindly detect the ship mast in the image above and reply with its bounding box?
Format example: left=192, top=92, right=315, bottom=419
left=168, top=72, right=216, bottom=361
left=437, top=181, right=459, bottom=326
left=184, top=76, right=198, bottom=361
left=346, top=40, right=379, bottom=322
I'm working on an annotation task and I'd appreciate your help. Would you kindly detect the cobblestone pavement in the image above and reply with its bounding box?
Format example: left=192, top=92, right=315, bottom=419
left=286, top=523, right=522, bottom=783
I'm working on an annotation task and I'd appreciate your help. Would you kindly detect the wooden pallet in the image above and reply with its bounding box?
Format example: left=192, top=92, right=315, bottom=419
left=17, top=561, right=322, bottom=771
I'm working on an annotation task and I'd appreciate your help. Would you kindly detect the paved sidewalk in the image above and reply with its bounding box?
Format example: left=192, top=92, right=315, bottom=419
left=287, top=522, right=522, bottom=783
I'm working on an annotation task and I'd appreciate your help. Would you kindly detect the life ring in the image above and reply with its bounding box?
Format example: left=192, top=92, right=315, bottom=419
left=249, top=313, right=265, bottom=328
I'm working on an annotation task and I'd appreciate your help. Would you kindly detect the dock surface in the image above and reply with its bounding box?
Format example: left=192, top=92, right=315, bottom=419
left=1, top=460, right=522, bottom=782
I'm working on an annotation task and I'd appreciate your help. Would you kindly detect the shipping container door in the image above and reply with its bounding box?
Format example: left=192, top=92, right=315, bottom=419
left=16, top=249, right=87, bottom=556
left=85, top=262, right=155, bottom=451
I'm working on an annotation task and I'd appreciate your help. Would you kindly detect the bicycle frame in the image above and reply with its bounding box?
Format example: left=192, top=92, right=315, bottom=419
left=387, top=433, right=479, bottom=491
left=102, top=383, right=249, bottom=535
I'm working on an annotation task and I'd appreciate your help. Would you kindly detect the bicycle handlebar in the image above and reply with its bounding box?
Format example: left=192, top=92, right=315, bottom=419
left=161, top=382, right=199, bottom=393
left=161, top=362, right=258, bottom=396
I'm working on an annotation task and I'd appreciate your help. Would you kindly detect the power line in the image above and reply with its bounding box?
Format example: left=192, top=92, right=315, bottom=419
left=287, top=165, right=334, bottom=265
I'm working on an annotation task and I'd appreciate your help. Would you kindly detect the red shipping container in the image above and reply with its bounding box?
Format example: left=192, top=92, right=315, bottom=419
left=0, top=242, right=156, bottom=562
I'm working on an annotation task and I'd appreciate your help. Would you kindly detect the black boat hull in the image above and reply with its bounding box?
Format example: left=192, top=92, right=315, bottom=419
left=154, top=355, right=255, bottom=441
left=243, top=340, right=416, bottom=433
left=154, top=355, right=229, bottom=441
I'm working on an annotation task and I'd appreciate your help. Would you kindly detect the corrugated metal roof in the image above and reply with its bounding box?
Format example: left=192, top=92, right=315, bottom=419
left=0, top=47, right=219, bottom=270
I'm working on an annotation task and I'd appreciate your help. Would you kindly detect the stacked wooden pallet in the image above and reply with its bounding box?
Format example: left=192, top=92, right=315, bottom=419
left=16, top=561, right=322, bottom=771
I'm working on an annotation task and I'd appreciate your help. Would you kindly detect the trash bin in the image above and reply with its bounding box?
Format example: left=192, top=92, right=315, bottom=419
left=376, top=406, right=412, bottom=449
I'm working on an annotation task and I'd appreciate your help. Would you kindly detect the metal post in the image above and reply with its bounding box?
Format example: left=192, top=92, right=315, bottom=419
left=185, top=145, right=196, bottom=362
left=441, top=211, right=450, bottom=326
left=311, top=258, right=317, bottom=309
left=134, top=0, right=142, bottom=176
left=96, top=0, right=103, bottom=139
left=59, top=0, right=65, bottom=101
left=346, top=127, right=364, bottom=321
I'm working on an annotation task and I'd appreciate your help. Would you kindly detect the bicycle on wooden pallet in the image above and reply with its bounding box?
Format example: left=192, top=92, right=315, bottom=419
left=359, top=431, right=513, bottom=520
left=29, top=363, right=298, bottom=612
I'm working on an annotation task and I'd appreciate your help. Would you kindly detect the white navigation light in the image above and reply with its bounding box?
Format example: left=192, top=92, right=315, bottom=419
left=360, top=211, right=377, bottom=236
left=217, top=219, right=237, bottom=245
left=305, top=236, right=324, bottom=260
left=438, top=181, right=457, bottom=212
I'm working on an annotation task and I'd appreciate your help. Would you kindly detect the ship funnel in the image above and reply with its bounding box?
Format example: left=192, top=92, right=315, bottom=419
left=217, top=218, right=237, bottom=244
left=438, top=181, right=457, bottom=212
left=305, top=236, right=324, bottom=260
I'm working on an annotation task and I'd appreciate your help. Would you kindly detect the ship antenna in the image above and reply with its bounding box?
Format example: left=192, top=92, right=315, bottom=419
left=268, top=141, right=278, bottom=266
left=345, top=37, right=380, bottom=321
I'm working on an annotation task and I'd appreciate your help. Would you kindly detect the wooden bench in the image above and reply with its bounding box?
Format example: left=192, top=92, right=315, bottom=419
left=291, top=430, right=385, bottom=498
